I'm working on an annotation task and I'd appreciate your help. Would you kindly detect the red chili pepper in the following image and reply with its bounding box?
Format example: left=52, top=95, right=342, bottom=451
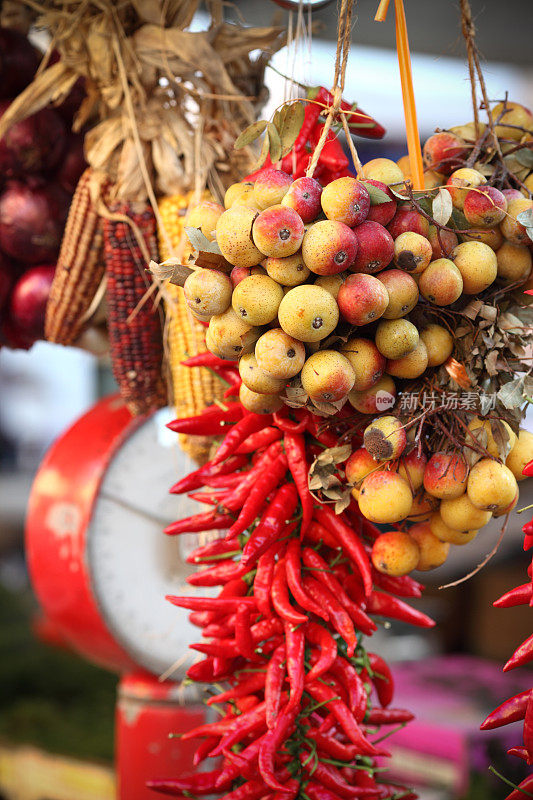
left=235, top=604, right=258, bottom=661
left=167, top=402, right=243, bottom=435
left=187, top=489, right=228, bottom=506
left=522, top=459, right=533, bottom=477
left=210, top=709, right=267, bottom=756
left=293, top=101, right=322, bottom=152
left=367, top=590, right=435, bottom=629
left=377, top=785, right=417, bottom=800
left=366, top=707, right=414, bottom=725
left=372, top=571, right=424, bottom=599
left=187, top=538, right=240, bottom=564
left=300, top=752, right=375, bottom=798
left=285, top=539, right=328, bottom=620
left=226, top=449, right=288, bottom=538
left=480, top=690, right=530, bottom=730
left=305, top=682, right=378, bottom=755
left=502, top=774, right=533, bottom=800
left=236, top=427, right=282, bottom=454
left=494, top=582, right=532, bottom=608
left=306, top=622, right=338, bottom=681
left=508, top=746, right=530, bottom=761
left=309, top=123, right=349, bottom=171
left=206, top=671, right=266, bottom=707
left=306, top=416, right=339, bottom=448
left=216, top=779, right=271, bottom=800
left=192, top=640, right=240, bottom=659
left=284, top=431, right=313, bottom=534
left=303, top=575, right=357, bottom=656
left=314, top=507, right=372, bottom=597
left=254, top=542, right=280, bottom=618
left=193, top=735, right=219, bottom=766
left=524, top=694, right=533, bottom=763
left=165, top=511, right=233, bottom=536
left=312, top=86, right=386, bottom=140
left=306, top=729, right=360, bottom=762
left=272, top=560, right=308, bottom=625
left=147, top=770, right=223, bottom=795
left=305, top=520, right=339, bottom=550
left=181, top=352, right=234, bottom=370
left=368, top=652, right=394, bottom=708
left=187, top=657, right=230, bottom=683
left=302, top=547, right=376, bottom=636
left=241, top=484, right=299, bottom=568
left=330, top=656, right=367, bottom=722
left=306, top=781, right=378, bottom=800
left=166, top=596, right=256, bottom=613
left=266, top=643, right=286, bottom=728
left=170, top=454, right=248, bottom=494
left=285, top=620, right=305, bottom=711
left=258, top=705, right=298, bottom=792
left=213, top=414, right=270, bottom=465
left=215, top=734, right=268, bottom=786
left=504, top=633, right=533, bottom=671
left=187, top=560, right=248, bottom=586
left=251, top=616, right=285, bottom=643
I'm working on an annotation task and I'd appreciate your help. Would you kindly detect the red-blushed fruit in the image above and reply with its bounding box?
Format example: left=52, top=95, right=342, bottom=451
left=379, top=269, right=419, bottom=318
left=281, top=176, right=322, bottom=223
left=9, top=264, right=55, bottom=341
left=340, top=337, right=386, bottom=391
left=393, top=449, right=427, bottom=491
left=501, top=198, right=533, bottom=245
left=252, top=205, right=304, bottom=258
left=446, top=167, right=486, bottom=210
left=358, top=471, right=413, bottom=524
left=363, top=415, right=407, bottom=462
left=253, top=168, right=292, bottom=209
left=502, top=188, right=524, bottom=202
left=362, top=158, right=405, bottom=186
left=337, top=273, right=389, bottom=325
left=351, top=220, right=394, bottom=274
left=230, top=266, right=266, bottom=287
left=349, top=374, right=396, bottom=415
left=418, top=258, right=463, bottom=305
left=409, top=522, right=450, bottom=571
left=387, top=205, right=430, bottom=239
left=371, top=531, right=420, bottom=577
left=300, top=350, right=355, bottom=402
left=346, top=447, right=380, bottom=491
left=408, top=490, right=439, bottom=522
left=321, top=177, right=370, bottom=227
left=302, top=220, right=358, bottom=276
left=0, top=182, right=69, bottom=264
left=423, top=452, right=468, bottom=499
left=364, top=179, right=397, bottom=225
left=427, top=225, right=458, bottom=259
left=423, top=132, right=468, bottom=174
left=463, top=185, right=507, bottom=228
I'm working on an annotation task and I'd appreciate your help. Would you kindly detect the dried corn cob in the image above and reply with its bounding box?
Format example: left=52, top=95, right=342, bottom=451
left=104, top=202, right=167, bottom=416
left=45, top=168, right=110, bottom=345
left=158, top=192, right=225, bottom=463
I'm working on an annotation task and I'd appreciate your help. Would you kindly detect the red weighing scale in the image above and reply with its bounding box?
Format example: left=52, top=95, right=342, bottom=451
left=25, top=395, right=210, bottom=799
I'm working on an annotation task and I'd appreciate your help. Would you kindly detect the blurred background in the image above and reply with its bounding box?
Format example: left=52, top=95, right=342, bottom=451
left=0, top=1, right=533, bottom=798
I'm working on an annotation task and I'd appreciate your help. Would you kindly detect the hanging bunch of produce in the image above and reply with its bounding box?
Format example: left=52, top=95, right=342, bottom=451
left=154, top=0, right=533, bottom=797
left=0, top=1, right=286, bottom=428
left=0, top=18, right=88, bottom=350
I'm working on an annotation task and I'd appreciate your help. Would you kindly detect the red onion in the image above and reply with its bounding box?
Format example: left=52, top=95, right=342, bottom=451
left=0, top=181, right=69, bottom=264
left=0, top=101, right=66, bottom=176
left=0, top=250, right=13, bottom=311
left=56, top=133, right=87, bottom=193
left=10, top=263, right=55, bottom=342
left=0, top=27, right=39, bottom=99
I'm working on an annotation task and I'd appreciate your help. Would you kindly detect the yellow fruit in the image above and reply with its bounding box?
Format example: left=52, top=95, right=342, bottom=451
left=216, top=206, right=262, bottom=268
left=183, top=268, right=233, bottom=318
left=496, top=242, right=532, bottom=285
left=371, top=531, right=420, bottom=577
left=500, top=199, right=533, bottom=246
left=224, top=182, right=254, bottom=209
left=451, top=241, right=497, bottom=294
left=467, top=458, right=518, bottom=512
left=409, top=522, right=450, bottom=571
left=254, top=328, right=306, bottom=380
left=340, top=338, right=385, bottom=391
left=466, top=417, right=517, bottom=459
left=264, top=252, right=310, bottom=286
left=386, top=340, right=428, bottom=379
left=363, top=415, right=407, bottom=461
left=375, top=319, right=419, bottom=360
left=208, top=307, right=255, bottom=360
left=231, top=274, right=283, bottom=326
left=439, top=494, right=492, bottom=531
left=301, top=350, right=355, bottom=402
left=278, top=285, right=339, bottom=342
left=393, top=231, right=432, bottom=274
left=314, top=273, right=345, bottom=299
left=506, top=430, right=533, bottom=481
left=363, top=158, right=405, bottom=186
left=238, top=353, right=286, bottom=395
left=429, top=512, right=478, bottom=545
left=408, top=491, right=439, bottom=521
left=358, top=471, right=413, bottom=523
left=420, top=324, right=454, bottom=367
left=491, top=101, right=533, bottom=141
left=239, top=383, right=283, bottom=414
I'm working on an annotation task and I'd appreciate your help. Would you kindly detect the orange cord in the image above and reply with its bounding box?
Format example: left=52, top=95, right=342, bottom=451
left=375, top=0, right=425, bottom=190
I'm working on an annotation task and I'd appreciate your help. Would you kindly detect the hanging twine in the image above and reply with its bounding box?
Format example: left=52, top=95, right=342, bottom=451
left=306, top=0, right=364, bottom=178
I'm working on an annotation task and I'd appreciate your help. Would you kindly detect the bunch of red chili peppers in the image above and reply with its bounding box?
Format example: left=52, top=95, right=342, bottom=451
left=148, top=354, right=433, bottom=800
left=246, top=87, right=385, bottom=185
left=480, top=485, right=533, bottom=799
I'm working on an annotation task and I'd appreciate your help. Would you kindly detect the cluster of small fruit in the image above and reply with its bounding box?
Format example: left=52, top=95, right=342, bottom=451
left=348, top=416, right=533, bottom=577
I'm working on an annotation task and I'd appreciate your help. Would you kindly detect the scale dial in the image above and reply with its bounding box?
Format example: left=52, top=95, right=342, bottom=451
left=26, top=396, right=212, bottom=678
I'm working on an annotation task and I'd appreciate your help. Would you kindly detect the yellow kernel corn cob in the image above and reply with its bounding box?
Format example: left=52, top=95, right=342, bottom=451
left=45, top=168, right=110, bottom=345
left=158, top=192, right=225, bottom=463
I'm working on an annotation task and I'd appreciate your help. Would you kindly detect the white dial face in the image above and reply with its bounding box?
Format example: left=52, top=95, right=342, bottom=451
left=87, top=408, right=211, bottom=677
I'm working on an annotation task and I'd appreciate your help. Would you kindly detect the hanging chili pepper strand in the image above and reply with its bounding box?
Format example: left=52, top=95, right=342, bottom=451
left=154, top=396, right=428, bottom=800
